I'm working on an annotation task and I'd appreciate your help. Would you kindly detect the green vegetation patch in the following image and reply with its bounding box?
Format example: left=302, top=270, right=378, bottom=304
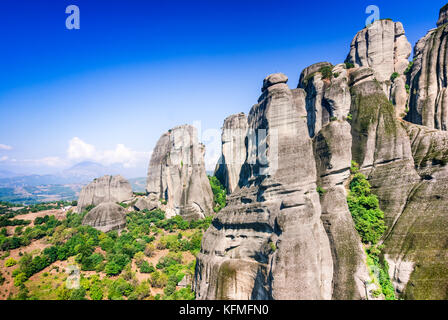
left=347, top=161, right=395, bottom=300
left=5, top=200, right=210, bottom=300
left=208, top=176, right=226, bottom=213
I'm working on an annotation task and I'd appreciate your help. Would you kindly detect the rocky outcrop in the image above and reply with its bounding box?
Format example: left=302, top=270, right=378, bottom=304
left=298, top=62, right=332, bottom=88
left=381, top=122, right=448, bottom=299
left=407, top=9, right=448, bottom=130
left=349, top=81, right=420, bottom=229
left=146, top=125, right=214, bottom=220
left=214, top=113, right=248, bottom=194
left=437, top=4, right=448, bottom=27
left=346, top=20, right=411, bottom=83
left=133, top=194, right=160, bottom=212
left=345, top=19, right=411, bottom=114
left=76, top=175, right=133, bottom=213
left=195, top=3, right=448, bottom=300
left=313, top=121, right=371, bottom=299
left=195, top=73, right=371, bottom=300
left=301, top=64, right=328, bottom=137
left=82, top=202, right=127, bottom=232
left=348, top=78, right=448, bottom=299
left=300, top=63, right=351, bottom=137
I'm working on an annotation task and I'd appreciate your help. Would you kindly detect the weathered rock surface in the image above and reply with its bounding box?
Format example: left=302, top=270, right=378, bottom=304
left=313, top=121, right=370, bottom=299
left=195, top=73, right=370, bottom=300
left=346, top=20, right=411, bottom=82
left=76, top=175, right=133, bottom=213
left=346, top=19, right=411, bottom=109
left=195, top=3, right=448, bottom=300
left=298, top=62, right=333, bottom=89
left=146, top=125, right=214, bottom=220
left=376, top=9, right=448, bottom=298
left=391, top=76, right=408, bottom=117
left=133, top=194, right=160, bottom=212
left=350, top=81, right=420, bottom=229
left=380, top=122, right=448, bottom=299
left=437, top=4, right=448, bottom=27
left=348, top=67, right=375, bottom=86
left=407, top=10, right=448, bottom=130
left=262, top=73, right=288, bottom=92
left=300, top=63, right=351, bottom=137
left=302, top=67, right=328, bottom=137
left=349, top=79, right=448, bottom=299
left=214, top=113, right=248, bottom=194
left=82, top=202, right=127, bottom=233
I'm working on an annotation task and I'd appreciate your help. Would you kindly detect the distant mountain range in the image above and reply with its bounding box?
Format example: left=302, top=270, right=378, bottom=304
left=0, top=161, right=147, bottom=204
left=0, top=170, right=19, bottom=179
left=0, top=161, right=142, bottom=187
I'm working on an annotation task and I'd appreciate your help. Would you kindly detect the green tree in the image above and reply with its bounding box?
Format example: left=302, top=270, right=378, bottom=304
left=5, top=257, right=17, bottom=267
left=347, top=172, right=386, bottom=245
left=69, top=287, right=87, bottom=300
left=319, top=66, right=333, bottom=80
left=140, top=261, right=155, bottom=274
left=89, top=283, right=104, bottom=300
left=208, top=176, right=226, bottom=212
left=105, top=262, right=122, bottom=276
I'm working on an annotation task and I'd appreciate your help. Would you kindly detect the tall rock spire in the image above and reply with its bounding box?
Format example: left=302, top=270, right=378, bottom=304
left=146, top=125, right=214, bottom=220
left=407, top=4, right=448, bottom=129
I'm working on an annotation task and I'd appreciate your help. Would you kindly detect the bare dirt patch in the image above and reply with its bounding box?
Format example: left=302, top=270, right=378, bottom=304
left=12, top=209, right=66, bottom=227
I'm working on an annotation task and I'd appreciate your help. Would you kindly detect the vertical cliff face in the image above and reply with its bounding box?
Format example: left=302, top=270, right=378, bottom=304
left=313, top=121, right=371, bottom=299
left=383, top=122, right=448, bottom=299
left=346, top=19, right=411, bottom=116
left=348, top=5, right=448, bottom=299
left=349, top=81, right=420, bottom=229
left=300, top=63, right=351, bottom=137
left=76, top=175, right=133, bottom=213
left=407, top=7, right=448, bottom=130
left=346, top=20, right=411, bottom=83
left=438, top=4, right=448, bottom=27
left=194, top=4, right=448, bottom=300
left=146, top=125, right=214, bottom=220
left=214, top=113, right=248, bottom=194
left=195, top=73, right=370, bottom=300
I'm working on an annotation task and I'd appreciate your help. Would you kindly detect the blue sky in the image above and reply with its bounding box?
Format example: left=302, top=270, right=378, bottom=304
left=0, top=0, right=446, bottom=177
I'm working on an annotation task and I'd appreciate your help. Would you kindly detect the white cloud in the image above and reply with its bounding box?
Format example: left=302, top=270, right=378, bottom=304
left=0, top=144, right=12, bottom=150
left=2, top=138, right=149, bottom=172
left=67, top=137, right=149, bottom=168
left=67, top=137, right=95, bottom=160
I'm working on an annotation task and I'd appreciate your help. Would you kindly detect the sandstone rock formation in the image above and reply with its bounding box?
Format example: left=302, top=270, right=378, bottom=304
left=82, top=202, right=127, bottom=233
left=146, top=125, right=214, bottom=220
left=437, top=4, right=448, bottom=27
left=214, top=113, right=248, bottom=194
left=299, top=63, right=351, bottom=137
left=349, top=81, right=420, bottom=229
left=133, top=194, right=160, bottom=212
left=346, top=19, right=411, bottom=82
left=345, top=19, right=411, bottom=116
left=382, top=122, right=448, bottom=299
left=195, top=73, right=371, bottom=300
left=407, top=8, right=448, bottom=130
left=313, top=121, right=371, bottom=299
left=195, top=3, right=448, bottom=300
left=346, top=6, right=448, bottom=299
left=76, top=175, right=133, bottom=213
